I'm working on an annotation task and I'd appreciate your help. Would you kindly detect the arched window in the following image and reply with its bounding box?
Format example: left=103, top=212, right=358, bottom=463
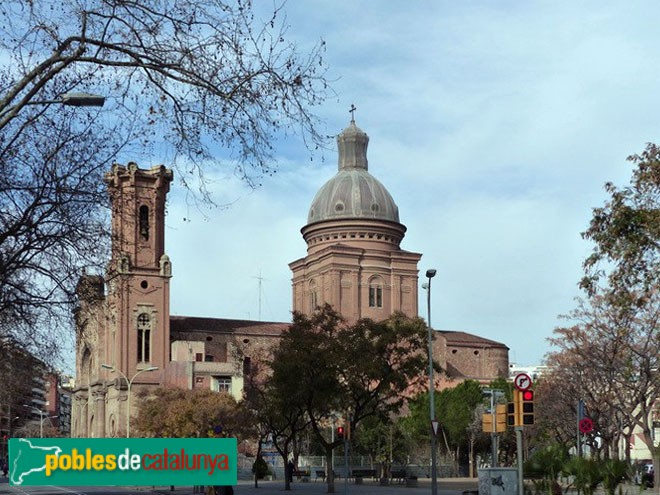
left=139, top=205, right=150, bottom=241
left=309, top=280, right=318, bottom=312
left=137, top=312, right=151, bottom=362
left=368, top=276, right=384, bottom=308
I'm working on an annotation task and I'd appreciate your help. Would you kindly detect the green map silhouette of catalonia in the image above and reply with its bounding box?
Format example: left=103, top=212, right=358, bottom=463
left=10, top=438, right=62, bottom=485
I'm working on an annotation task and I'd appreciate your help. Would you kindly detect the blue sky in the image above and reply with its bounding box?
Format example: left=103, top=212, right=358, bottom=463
left=163, top=2, right=660, bottom=366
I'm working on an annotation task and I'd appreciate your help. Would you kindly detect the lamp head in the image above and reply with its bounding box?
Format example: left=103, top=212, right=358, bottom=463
left=60, top=92, right=105, bottom=107
left=101, top=363, right=114, bottom=370
left=426, top=269, right=437, bottom=279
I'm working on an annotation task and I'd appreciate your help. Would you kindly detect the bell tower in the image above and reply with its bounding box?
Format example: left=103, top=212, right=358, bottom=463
left=103, top=162, right=173, bottom=381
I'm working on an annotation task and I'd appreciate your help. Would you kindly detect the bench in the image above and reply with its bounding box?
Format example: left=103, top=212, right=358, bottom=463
left=391, top=469, right=407, bottom=484
left=314, top=469, right=340, bottom=482
left=292, top=469, right=310, bottom=479
left=351, top=469, right=377, bottom=481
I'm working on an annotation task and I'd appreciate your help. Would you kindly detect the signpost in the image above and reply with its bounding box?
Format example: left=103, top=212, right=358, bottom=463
left=513, top=373, right=532, bottom=391
left=579, top=417, right=593, bottom=434
left=512, top=373, right=533, bottom=495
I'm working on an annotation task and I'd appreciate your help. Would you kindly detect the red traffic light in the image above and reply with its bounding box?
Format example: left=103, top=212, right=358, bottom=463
left=522, top=389, right=535, bottom=425
left=337, top=426, right=345, bottom=439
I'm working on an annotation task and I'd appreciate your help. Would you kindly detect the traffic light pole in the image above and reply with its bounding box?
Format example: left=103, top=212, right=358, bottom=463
left=343, top=439, right=349, bottom=495
left=516, top=426, right=524, bottom=495
left=577, top=399, right=584, bottom=457
left=490, top=392, right=497, bottom=467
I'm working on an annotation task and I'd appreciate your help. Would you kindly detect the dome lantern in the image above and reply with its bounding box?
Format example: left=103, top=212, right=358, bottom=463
left=337, top=119, right=369, bottom=171
left=307, top=119, right=400, bottom=225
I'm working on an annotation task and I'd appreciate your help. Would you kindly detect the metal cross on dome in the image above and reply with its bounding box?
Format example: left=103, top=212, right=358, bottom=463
left=349, top=104, right=357, bottom=121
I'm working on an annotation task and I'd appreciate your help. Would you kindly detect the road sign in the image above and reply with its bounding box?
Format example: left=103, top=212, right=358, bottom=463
left=513, top=373, right=532, bottom=391
left=431, top=420, right=439, bottom=436
left=579, top=417, right=593, bottom=433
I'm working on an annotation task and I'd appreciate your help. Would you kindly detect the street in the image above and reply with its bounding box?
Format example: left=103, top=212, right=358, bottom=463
left=0, top=476, right=478, bottom=495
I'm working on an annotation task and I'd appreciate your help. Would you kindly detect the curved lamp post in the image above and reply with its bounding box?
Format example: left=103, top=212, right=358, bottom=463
left=101, top=364, right=158, bottom=437
left=424, top=268, right=438, bottom=495
left=0, top=91, right=105, bottom=127
left=22, top=406, right=57, bottom=438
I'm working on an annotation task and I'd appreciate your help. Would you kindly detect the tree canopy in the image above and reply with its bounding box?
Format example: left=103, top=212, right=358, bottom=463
left=252, top=305, right=429, bottom=492
left=581, top=143, right=660, bottom=303
left=134, top=387, right=248, bottom=439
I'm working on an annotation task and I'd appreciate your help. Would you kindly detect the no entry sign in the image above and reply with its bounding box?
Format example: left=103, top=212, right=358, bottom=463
left=579, top=417, right=593, bottom=433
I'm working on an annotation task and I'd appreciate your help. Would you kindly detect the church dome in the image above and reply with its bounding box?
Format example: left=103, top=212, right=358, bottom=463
left=307, top=120, right=400, bottom=224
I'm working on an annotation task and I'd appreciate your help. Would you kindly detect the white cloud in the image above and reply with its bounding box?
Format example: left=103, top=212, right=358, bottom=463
left=165, top=1, right=660, bottom=366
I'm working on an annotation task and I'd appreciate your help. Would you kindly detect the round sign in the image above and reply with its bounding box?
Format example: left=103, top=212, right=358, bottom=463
left=513, top=373, right=533, bottom=391
left=579, top=417, right=593, bottom=434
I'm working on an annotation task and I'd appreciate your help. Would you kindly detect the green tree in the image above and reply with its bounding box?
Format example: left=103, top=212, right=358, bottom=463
left=401, top=380, right=488, bottom=475
left=242, top=353, right=309, bottom=490
left=524, top=443, right=569, bottom=495
left=436, top=380, right=487, bottom=473
left=582, top=143, right=660, bottom=301
left=268, top=306, right=344, bottom=492
left=267, top=305, right=428, bottom=493
left=351, top=415, right=408, bottom=478
left=134, top=387, right=247, bottom=439
left=398, top=391, right=435, bottom=464
left=563, top=457, right=603, bottom=495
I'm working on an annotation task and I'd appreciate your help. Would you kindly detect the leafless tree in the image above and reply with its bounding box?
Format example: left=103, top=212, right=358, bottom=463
left=547, top=293, right=660, bottom=477
left=0, top=0, right=328, bottom=357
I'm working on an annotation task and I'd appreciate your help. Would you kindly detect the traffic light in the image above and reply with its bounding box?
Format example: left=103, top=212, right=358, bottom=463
left=507, top=402, right=515, bottom=426
left=483, top=404, right=507, bottom=432
left=337, top=425, right=345, bottom=440
left=507, top=390, right=524, bottom=427
left=522, top=389, right=534, bottom=425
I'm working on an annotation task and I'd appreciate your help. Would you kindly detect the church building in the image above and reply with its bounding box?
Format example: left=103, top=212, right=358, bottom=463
left=72, top=118, right=509, bottom=438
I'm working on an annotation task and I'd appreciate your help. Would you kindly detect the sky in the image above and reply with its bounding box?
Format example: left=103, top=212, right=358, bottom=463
left=162, top=1, right=660, bottom=367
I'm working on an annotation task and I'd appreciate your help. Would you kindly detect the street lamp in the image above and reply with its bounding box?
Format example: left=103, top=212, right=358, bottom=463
left=424, top=268, right=438, bottom=495
left=0, top=91, right=105, bottom=126
left=58, top=92, right=106, bottom=107
left=101, top=364, right=158, bottom=438
left=22, top=406, right=57, bottom=438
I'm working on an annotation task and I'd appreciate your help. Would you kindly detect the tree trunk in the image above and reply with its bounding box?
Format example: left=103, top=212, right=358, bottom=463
left=282, top=445, right=291, bottom=491
left=325, top=450, right=335, bottom=493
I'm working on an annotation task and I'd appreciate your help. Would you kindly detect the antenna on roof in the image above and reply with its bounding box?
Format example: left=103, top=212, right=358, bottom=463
left=252, top=270, right=267, bottom=321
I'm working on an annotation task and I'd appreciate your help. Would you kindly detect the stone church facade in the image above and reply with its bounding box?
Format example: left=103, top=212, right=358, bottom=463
left=72, top=119, right=509, bottom=438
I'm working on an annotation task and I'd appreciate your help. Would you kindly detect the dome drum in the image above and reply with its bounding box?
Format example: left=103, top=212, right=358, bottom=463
left=302, top=218, right=407, bottom=255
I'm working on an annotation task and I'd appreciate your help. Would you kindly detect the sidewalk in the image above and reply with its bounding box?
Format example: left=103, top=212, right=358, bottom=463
left=153, top=478, right=478, bottom=495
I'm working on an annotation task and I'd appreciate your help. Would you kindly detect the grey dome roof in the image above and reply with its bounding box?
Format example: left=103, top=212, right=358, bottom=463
left=307, top=120, right=400, bottom=224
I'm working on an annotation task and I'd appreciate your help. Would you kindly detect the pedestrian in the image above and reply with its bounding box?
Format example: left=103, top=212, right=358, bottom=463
left=288, top=459, right=296, bottom=483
